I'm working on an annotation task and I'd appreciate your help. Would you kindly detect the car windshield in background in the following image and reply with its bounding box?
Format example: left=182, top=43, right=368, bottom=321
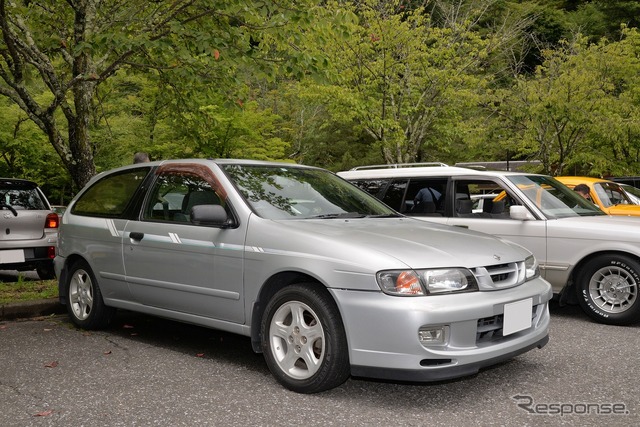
left=593, top=182, right=634, bottom=207
left=506, top=175, right=605, bottom=219
left=621, top=184, right=640, bottom=204
left=223, top=165, right=397, bottom=219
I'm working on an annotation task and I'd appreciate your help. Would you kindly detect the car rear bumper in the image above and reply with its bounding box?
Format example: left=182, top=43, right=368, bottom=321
left=0, top=246, right=55, bottom=270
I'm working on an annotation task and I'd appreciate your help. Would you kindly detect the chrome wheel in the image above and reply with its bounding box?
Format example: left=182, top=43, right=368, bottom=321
left=269, top=301, right=325, bottom=380
left=588, top=265, right=638, bottom=314
left=69, top=268, right=94, bottom=321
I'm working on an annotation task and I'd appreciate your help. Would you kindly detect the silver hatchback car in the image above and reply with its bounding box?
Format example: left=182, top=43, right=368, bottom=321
left=0, top=178, right=59, bottom=279
left=55, top=159, right=551, bottom=393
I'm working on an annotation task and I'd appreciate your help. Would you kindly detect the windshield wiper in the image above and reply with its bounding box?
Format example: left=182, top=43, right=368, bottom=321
left=0, top=204, right=18, bottom=216
left=310, top=212, right=367, bottom=219
left=365, top=213, right=403, bottom=218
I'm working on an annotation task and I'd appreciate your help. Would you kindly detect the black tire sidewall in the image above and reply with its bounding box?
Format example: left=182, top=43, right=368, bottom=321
left=260, top=284, right=350, bottom=393
left=576, top=255, right=640, bottom=325
left=36, top=263, right=56, bottom=280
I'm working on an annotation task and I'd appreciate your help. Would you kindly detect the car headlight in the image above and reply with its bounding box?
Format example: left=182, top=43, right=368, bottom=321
left=377, top=268, right=479, bottom=296
left=525, top=255, right=540, bottom=281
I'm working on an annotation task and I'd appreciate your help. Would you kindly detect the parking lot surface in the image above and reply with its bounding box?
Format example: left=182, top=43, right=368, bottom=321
left=0, top=302, right=637, bottom=426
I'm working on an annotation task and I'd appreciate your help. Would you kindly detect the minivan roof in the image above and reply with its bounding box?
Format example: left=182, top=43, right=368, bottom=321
left=337, top=165, right=532, bottom=180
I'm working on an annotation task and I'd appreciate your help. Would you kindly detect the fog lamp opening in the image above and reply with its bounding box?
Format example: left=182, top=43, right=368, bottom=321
left=418, top=326, right=446, bottom=346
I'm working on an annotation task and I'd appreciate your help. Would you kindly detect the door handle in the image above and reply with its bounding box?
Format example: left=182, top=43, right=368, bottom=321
left=129, top=232, right=144, bottom=241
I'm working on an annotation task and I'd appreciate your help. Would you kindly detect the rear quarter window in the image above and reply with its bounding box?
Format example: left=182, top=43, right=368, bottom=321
left=72, top=169, right=149, bottom=217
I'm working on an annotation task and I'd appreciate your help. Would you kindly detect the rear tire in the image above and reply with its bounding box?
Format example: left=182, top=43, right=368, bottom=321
left=576, top=255, right=640, bottom=325
left=36, top=264, right=56, bottom=280
left=65, top=260, right=116, bottom=329
left=261, top=284, right=350, bottom=393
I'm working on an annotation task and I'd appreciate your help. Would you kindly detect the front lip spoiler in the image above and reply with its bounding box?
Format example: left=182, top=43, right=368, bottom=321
left=350, top=334, right=549, bottom=383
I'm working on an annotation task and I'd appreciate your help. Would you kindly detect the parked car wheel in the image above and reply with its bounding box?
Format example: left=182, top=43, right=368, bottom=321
left=261, top=284, right=350, bottom=393
left=36, top=264, right=56, bottom=280
left=65, top=260, right=115, bottom=329
left=576, top=255, right=640, bottom=325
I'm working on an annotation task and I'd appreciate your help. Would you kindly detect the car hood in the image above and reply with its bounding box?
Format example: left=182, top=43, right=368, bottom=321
left=603, top=204, right=640, bottom=217
left=551, top=215, right=640, bottom=239
left=248, top=216, right=529, bottom=270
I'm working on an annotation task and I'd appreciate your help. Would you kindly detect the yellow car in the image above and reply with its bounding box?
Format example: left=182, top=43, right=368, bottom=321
left=556, top=176, right=640, bottom=216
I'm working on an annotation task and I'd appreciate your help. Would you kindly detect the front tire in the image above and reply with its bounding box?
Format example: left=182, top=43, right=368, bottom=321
left=576, top=255, right=640, bottom=325
left=261, top=284, right=350, bottom=393
left=65, top=260, right=116, bottom=329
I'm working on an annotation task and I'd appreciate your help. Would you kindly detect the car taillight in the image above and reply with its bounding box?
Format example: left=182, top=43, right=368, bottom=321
left=47, top=246, right=56, bottom=259
left=46, top=213, right=59, bottom=229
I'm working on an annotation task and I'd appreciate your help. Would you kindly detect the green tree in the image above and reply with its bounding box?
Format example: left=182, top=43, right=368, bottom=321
left=289, top=0, right=526, bottom=166
left=0, top=98, right=71, bottom=201
left=0, top=0, right=329, bottom=189
left=484, top=29, right=640, bottom=176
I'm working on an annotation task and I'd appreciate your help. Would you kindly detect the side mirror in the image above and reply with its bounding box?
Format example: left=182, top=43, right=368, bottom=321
left=191, top=205, right=232, bottom=228
left=510, top=205, right=534, bottom=220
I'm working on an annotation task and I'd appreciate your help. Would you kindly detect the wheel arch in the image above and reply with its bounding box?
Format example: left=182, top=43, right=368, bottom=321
left=249, top=271, right=341, bottom=353
left=57, top=253, right=91, bottom=306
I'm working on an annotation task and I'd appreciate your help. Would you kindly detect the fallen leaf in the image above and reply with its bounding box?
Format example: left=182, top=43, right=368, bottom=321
left=44, top=328, right=52, bottom=332
left=196, top=353, right=205, bottom=357
left=104, top=350, right=112, bottom=355
left=214, top=49, right=220, bottom=60
left=44, top=361, right=58, bottom=368
left=33, top=410, right=54, bottom=417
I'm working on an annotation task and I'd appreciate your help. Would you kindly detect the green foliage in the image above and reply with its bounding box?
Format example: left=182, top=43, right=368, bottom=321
left=483, top=29, right=640, bottom=176
left=2, top=0, right=640, bottom=197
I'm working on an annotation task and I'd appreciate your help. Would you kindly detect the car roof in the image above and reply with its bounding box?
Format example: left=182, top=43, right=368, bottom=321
left=0, top=178, right=38, bottom=188
left=556, top=176, right=614, bottom=186
left=337, top=165, right=538, bottom=180
left=93, top=159, right=320, bottom=179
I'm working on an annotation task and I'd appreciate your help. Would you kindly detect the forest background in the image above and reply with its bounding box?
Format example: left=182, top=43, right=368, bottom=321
left=1, top=0, right=640, bottom=204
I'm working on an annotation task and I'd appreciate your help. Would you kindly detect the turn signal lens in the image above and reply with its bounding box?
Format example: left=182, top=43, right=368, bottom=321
left=395, top=271, right=423, bottom=295
left=377, top=271, right=424, bottom=296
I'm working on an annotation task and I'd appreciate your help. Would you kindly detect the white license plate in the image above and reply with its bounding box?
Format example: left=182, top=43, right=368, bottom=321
left=0, top=249, right=25, bottom=264
left=503, top=298, right=533, bottom=336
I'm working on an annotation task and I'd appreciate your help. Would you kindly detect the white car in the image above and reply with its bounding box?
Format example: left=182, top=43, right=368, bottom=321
left=55, top=159, right=551, bottom=393
left=339, top=164, right=640, bottom=326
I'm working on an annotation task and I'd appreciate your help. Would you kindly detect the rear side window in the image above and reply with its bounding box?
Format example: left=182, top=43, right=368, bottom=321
left=381, top=180, right=409, bottom=212
left=72, top=169, right=148, bottom=217
left=349, top=179, right=389, bottom=197
left=142, top=172, right=223, bottom=223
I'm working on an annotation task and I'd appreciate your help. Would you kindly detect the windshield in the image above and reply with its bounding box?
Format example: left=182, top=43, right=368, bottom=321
left=506, top=175, right=605, bottom=219
left=593, top=182, right=633, bottom=207
left=223, top=164, right=398, bottom=219
left=621, top=184, right=640, bottom=204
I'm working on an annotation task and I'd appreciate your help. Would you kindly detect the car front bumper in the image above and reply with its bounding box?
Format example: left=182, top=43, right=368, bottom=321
left=330, top=277, right=552, bottom=382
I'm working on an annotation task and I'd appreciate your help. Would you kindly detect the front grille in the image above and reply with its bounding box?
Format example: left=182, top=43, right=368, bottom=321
left=473, top=261, right=526, bottom=290
left=476, top=304, right=541, bottom=344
